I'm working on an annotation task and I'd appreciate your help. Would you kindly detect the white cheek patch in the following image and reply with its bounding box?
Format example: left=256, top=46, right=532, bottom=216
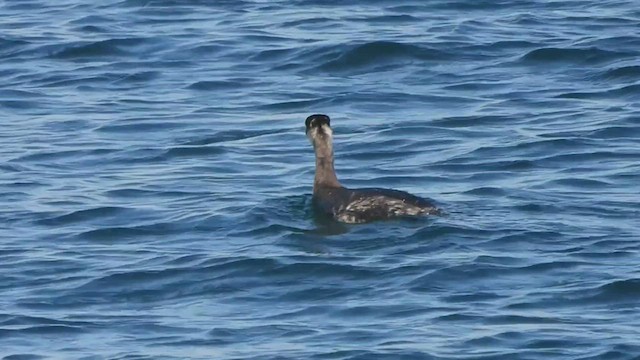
left=308, top=125, right=334, bottom=150
left=307, top=128, right=318, bottom=143
left=320, top=124, right=333, bottom=138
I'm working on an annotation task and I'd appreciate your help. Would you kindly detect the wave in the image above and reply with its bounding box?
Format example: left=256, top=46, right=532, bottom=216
left=0, top=37, right=30, bottom=58
left=555, top=84, right=640, bottom=100
left=36, top=206, right=129, bottom=226
left=586, top=278, right=640, bottom=303
left=588, top=125, right=640, bottom=140
left=184, top=129, right=283, bottom=145
left=600, top=65, right=640, bottom=80
left=162, top=145, right=226, bottom=158
left=187, top=80, right=243, bottom=90
left=50, top=37, right=157, bottom=60
left=521, top=47, right=632, bottom=64
left=317, top=41, right=451, bottom=72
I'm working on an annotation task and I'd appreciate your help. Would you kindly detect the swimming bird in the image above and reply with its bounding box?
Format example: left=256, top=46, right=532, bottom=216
left=306, top=114, right=440, bottom=224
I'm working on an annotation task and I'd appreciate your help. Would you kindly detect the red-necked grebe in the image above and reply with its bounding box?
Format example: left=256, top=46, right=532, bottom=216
left=306, top=114, right=440, bottom=224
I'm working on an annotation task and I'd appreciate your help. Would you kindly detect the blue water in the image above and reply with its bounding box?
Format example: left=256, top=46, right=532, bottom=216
left=1, top=1, right=640, bottom=359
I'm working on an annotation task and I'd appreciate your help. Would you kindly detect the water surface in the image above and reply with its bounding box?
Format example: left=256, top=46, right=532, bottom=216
left=1, top=1, right=640, bottom=359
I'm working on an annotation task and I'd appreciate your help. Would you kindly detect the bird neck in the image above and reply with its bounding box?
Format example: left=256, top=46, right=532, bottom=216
left=313, top=138, right=340, bottom=191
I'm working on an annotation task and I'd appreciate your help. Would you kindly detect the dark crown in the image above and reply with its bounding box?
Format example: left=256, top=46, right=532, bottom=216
left=305, top=114, right=331, bottom=129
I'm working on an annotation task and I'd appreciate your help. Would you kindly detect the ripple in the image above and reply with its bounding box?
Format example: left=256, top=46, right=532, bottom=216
left=186, top=80, right=243, bottom=90
left=556, top=84, right=640, bottom=100
left=184, top=129, right=283, bottom=145
left=0, top=37, right=30, bottom=59
left=0, top=314, right=92, bottom=327
left=53, top=257, right=282, bottom=304
left=2, top=354, right=46, bottom=360
left=600, top=65, right=640, bottom=80
left=0, top=89, right=43, bottom=99
left=462, top=187, right=507, bottom=196
left=162, top=145, right=226, bottom=159
left=521, top=47, right=633, bottom=64
left=588, top=125, right=639, bottom=140
left=545, top=178, right=612, bottom=188
left=112, top=70, right=160, bottom=84
left=36, top=206, right=130, bottom=226
left=50, top=38, right=157, bottom=60
left=95, top=121, right=188, bottom=133
left=587, top=278, right=640, bottom=304
left=0, top=325, right=85, bottom=336
left=317, top=41, right=451, bottom=72
left=104, top=188, right=209, bottom=199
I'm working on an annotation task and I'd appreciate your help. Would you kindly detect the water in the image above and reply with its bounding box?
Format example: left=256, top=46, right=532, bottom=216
left=1, top=1, right=640, bottom=359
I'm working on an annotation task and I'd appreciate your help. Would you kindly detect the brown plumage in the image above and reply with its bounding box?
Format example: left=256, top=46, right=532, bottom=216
left=305, top=114, right=440, bottom=224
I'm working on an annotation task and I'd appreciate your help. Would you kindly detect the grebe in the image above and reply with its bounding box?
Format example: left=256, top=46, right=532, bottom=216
left=306, top=114, right=439, bottom=224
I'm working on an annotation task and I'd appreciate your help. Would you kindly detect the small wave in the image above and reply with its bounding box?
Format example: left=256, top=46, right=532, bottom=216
left=462, top=187, right=507, bottom=196
left=0, top=325, right=85, bottom=336
left=111, top=71, right=159, bottom=84
left=249, top=47, right=297, bottom=62
left=280, top=17, right=333, bottom=28
left=0, top=99, right=40, bottom=110
left=10, top=147, right=114, bottom=165
left=431, top=115, right=512, bottom=128
left=431, top=0, right=536, bottom=10
left=95, top=121, right=187, bottom=133
left=584, top=348, right=640, bottom=360
left=443, top=81, right=507, bottom=91
left=588, top=125, right=639, bottom=140
left=555, top=84, right=640, bottom=100
left=434, top=313, right=481, bottom=322
left=184, top=129, right=282, bottom=146
left=186, top=80, right=241, bottom=90
left=67, top=14, right=112, bottom=26
left=0, top=37, right=30, bottom=58
left=318, top=41, right=450, bottom=72
left=262, top=262, right=376, bottom=281
left=587, top=278, right=640, bottom=303
left=104, top=188, right=210, bottom=199
left=0, top=89, right=42, bottom=99
left=2, top=354, right=46, bottom=360
left=256, top=98, right=326, bottom=111
left=444, top=292, right=504, bottom=303
left=74, top=25, right=108, bottom=33
left=55, top=257, right=283, bottom=304
left=0, top=314, right=90, bottom=328
left=545, top=178, right=612, bottom=189
left=600, top=65, right=640, bottom=80
left=487, top=40, right=540, bottom=50
left=522, top=261, right=589, bottom=272
left=463, top=333, right=516, bottom=347
left=37, top=206, right=129, bottom=226
left=348, top=14, right=421, bottom=24
left=10, top=149, right=83, bottom=163
left=485, top=314, right=563, bottom=325
left=169, top=43, right=228, bottom=59
left=39, top=75, right=113, bottom=88
left=50, top=38, right=153, bottom=60
left=512, top=203, right=548, bottom=212
left=521, top=47, right=631, bottom=64
left=509, top=278, right=640, bottom=310
left=162, top=145, right=226, bottom=159
left=537, top=151, right=639, bottom=164
left=435, top=159, right=535, bottom=172
left=0, top=37, right=29, bottom=49
left=75, top=222, right=182, bottom=241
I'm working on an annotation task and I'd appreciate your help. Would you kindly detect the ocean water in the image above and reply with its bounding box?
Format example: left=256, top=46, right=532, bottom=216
left=1, top=0, right=640, bottom=359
